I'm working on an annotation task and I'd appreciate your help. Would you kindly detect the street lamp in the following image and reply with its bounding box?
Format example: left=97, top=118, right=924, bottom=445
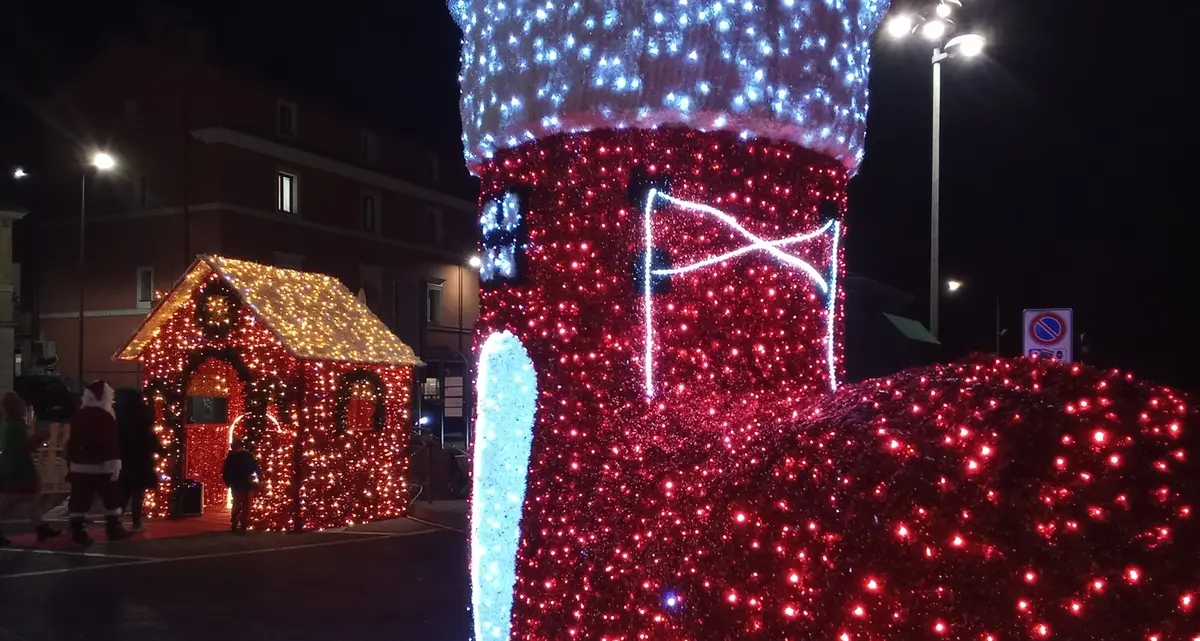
left=77, top=151, right=118, bottom=390
left=946, top=279, right=963, bottom=293
left=467, top=254, right=482, bottom=269
left=12, top=168, right=28, bottom=180
left=887, top=2, right=986, bottom=340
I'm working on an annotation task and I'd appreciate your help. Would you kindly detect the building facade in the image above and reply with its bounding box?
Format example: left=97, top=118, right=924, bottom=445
left=26, top=38, right=478, bottom=442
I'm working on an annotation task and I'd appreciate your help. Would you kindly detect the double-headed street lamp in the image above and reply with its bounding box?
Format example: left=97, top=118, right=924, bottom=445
left=78, top=151, right=118, bottom=390
left=886, top=1, right=986, bottom=341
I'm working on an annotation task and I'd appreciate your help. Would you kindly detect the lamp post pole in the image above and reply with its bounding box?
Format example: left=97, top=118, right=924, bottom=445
left=77, top=172, right=87, bottom=390
left=930, top=49, right=943, bottom=340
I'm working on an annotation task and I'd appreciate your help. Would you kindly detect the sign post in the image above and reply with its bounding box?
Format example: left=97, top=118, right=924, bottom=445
left=1023, top=308, right=1073, bottom=362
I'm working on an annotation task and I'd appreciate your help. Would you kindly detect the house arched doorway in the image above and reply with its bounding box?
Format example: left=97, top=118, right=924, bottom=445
left=184, top=358, right=246, bottom=510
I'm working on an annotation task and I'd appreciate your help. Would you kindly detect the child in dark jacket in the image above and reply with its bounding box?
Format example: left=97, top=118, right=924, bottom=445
left=222, top=439, right=260, bottom=534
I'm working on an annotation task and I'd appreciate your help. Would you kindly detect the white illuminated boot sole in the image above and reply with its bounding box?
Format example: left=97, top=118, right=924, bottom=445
left=470, top=331, right=538, bottom=640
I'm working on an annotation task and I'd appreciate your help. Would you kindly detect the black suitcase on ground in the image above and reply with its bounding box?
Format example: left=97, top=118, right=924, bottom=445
left=172, top=479, right=204, bottom=517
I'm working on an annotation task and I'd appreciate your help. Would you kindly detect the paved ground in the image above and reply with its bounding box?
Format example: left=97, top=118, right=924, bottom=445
left=0, top=517, right=470, bottom=641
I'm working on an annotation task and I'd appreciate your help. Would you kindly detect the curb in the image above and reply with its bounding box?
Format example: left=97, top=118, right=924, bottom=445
left=408, top=501, right=468, bottom=533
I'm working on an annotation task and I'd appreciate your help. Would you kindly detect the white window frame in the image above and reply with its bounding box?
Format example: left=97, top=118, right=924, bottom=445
left=360, top=190, right=381, bottom=234
left=136, top=266, right=155, bottom=309
left=277, top=99, right=298, bottom=139
left=426, top=281, right=444, bottom=326
left=277, top=170, right=298, bottom=214
left=362, top=130, right=378, bottom=164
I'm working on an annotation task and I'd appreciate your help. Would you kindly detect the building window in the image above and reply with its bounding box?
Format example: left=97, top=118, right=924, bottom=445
left=361, top=191, right=380, bottom=233
left=277, top=100, right=297, bottom=139
left=362, top=131, right=378, bottom=164
left=278, top=171, right=297, bottom=213
left=426, top=207, right=445, bottom=246
left=426, top=282, right=444, bottom=325
left=136, top=267, right=154, bottom=309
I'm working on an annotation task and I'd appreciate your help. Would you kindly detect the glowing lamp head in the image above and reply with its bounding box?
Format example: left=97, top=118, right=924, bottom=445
left=468, top=254, right=483, bottom=269
left=947, top=33, right=987, bottom=57
left=935, top=3, right=952, bottom=18
left=886, top=14, right=914, bottom=38
left=90, top=152, right=116, bottom=171
left=946, top=279, right=963, bottom=293
left=12, top=167, right=28, bottom=180
left=921, top=19, right=949, bottom=41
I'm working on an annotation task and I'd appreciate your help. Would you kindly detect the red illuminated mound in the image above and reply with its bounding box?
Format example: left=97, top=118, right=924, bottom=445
left=513, top=357, right=1197, bottom=640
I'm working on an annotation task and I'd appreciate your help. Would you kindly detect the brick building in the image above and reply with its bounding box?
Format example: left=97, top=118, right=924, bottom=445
left=25, top=33, right=479, bottom=441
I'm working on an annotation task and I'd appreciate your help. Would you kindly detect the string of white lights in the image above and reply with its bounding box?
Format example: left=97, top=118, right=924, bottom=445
left=643, top=188, right=659, bottom=399
left=653, top=192, right=830, bottom=290
left=641, top=190, right=841, bottom=397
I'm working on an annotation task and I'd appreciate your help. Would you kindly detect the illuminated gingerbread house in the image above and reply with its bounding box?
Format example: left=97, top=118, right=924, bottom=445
left=115, top=255, right=422, bottom=531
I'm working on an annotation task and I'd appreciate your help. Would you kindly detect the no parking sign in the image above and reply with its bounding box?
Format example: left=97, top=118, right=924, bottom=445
left=1023, top=308, right=1073, bottom=362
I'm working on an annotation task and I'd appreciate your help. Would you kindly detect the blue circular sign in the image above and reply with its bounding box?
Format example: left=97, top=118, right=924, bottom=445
left=1030, top=313, right=1065, bottom=346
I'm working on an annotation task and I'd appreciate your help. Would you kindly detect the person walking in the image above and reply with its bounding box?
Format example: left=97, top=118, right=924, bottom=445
left=66, top=381, right=129, bottom=545
left=222, top=438, right=260, bottom=534
left=0, top=392, right=60, bottom=545
left=118, top=391, right=160, bottom=531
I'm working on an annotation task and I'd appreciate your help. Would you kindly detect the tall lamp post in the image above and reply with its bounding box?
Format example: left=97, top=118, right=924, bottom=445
left=77, top=151, right=117, bottom=391
left=886, top=2, right=986, bottom=340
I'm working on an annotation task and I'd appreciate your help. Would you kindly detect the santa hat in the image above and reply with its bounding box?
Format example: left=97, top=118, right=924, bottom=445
left=81, top=379, right=115, bottom=414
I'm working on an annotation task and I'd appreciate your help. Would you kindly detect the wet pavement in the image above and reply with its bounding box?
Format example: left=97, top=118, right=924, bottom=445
left=0, top=518, right=470, bottom=641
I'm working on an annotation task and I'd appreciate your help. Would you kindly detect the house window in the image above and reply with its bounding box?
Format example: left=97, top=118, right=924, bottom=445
left=136, top=267, right=154, bottom=309
left=426, top=282, right=444, bottom=325
left=362, top=131, right=378, bottom=164
left=277, top=100, right=297, bottom=139
left=361, top=191, right=380, bottom=233
left=277, top=171, right=297, bottom=213
left=426, top=207, right=445, bottom=246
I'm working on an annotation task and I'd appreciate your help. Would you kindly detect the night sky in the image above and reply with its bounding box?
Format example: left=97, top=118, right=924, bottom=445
left=1, top=0, right=1192, bottom=387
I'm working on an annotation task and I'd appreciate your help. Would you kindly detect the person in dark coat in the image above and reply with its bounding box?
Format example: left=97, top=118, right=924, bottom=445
left=222, top=438, right=260, bottom=534
left=117, top=391, right=161, bottom=531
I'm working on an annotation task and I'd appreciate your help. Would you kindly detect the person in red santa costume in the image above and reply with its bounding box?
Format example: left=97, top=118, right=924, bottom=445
left=66, top=380, right=130, bottom=545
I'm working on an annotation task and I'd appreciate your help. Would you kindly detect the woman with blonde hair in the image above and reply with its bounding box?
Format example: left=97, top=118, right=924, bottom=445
left=0, top=392, right=60, bottom=545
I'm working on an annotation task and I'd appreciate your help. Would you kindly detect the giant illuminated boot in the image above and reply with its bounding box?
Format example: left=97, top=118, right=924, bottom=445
left=453, top=2, right=887, bottom=638
left=452, top=2, right=1198, bottom=640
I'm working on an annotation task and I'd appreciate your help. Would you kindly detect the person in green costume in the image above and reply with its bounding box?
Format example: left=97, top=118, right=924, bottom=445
left=0, top=392, right=60, bottom=545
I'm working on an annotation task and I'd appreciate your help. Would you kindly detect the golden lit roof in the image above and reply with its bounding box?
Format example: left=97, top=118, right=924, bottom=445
left=116, top=255, right=423, bottom=367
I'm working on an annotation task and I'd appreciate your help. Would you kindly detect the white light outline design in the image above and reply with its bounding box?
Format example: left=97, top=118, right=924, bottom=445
left=471, top=331, right=538, bottom=641
left=641, top=191, right=841, bottom=398
left=643, top=188, right=658, bottom=399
